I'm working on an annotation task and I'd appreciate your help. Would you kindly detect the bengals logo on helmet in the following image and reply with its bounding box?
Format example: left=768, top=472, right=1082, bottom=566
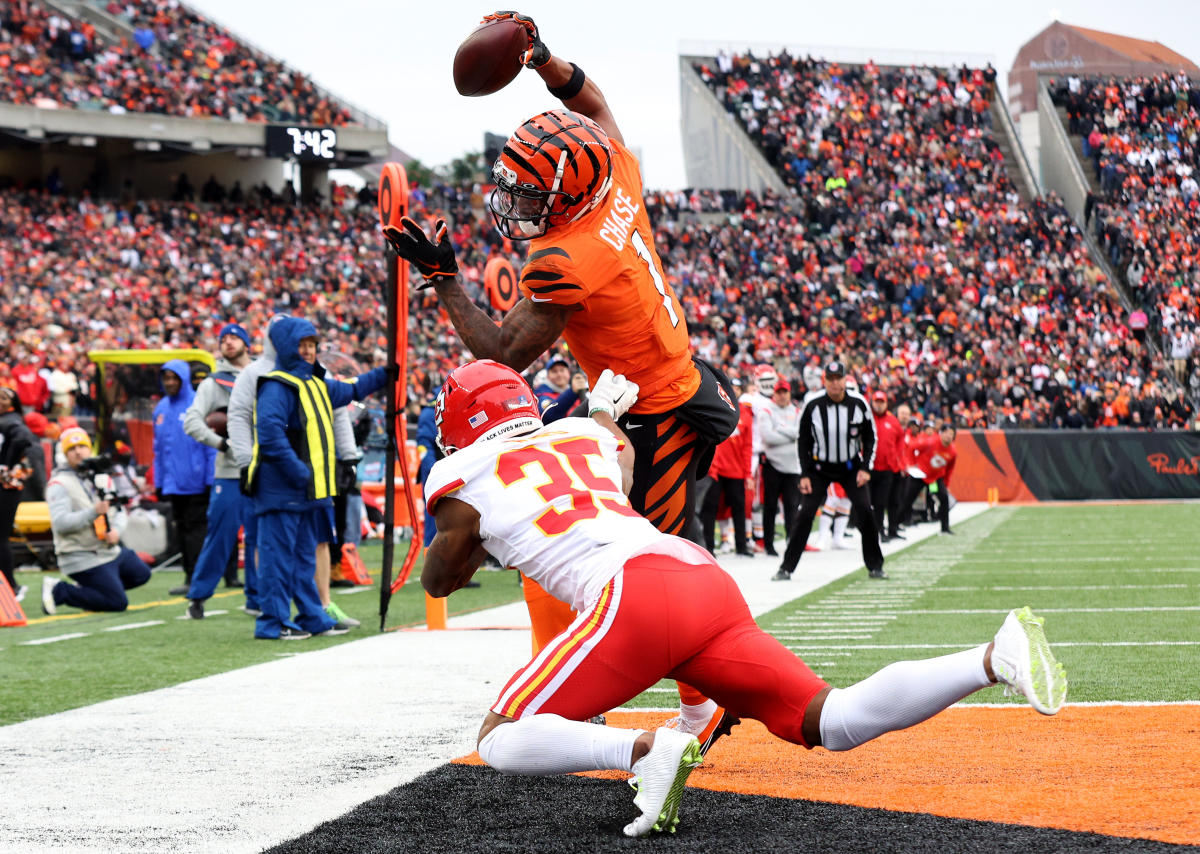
left=488, top=109, right=613, bottom=240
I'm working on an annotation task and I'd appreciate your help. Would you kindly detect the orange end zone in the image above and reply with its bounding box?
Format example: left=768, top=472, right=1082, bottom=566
left=455, top=705, right=1200, bottom=845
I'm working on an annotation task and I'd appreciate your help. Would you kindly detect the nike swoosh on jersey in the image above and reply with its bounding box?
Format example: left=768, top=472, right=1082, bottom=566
left=530, top=295, right=554, bottom=302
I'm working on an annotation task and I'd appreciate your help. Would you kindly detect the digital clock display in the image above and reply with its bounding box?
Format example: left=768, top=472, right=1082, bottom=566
left=265, top=125, right=338, bottom=161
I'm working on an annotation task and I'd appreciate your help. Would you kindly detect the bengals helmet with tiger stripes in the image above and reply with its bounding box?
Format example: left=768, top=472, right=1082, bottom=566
left=489, top=109, right=613, bottom=240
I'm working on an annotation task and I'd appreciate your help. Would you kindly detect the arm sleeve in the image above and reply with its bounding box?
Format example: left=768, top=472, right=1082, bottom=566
left=256, top=383, right=311, bottom=484
left=46, top=478, right=97, bottom=534
left=797, top=401, right=816, bottom=477
left=151, top=403, right=163, bottom=489
left=332, top=406, right=358, bottom=460
left=859, top=403, right=877, bottom=470
left=325, top=368, right=387, bottom=409
left=183, top=379, right=224, bottom=449
left=227, top=371, right=256, bottom=468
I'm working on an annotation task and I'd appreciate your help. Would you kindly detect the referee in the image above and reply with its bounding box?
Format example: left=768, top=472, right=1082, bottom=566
left=773, top=361, right=886, bottom=581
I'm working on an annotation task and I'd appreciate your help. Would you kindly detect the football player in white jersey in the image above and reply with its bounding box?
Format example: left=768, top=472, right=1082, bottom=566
left=422, top=360, right=1067, bottom=839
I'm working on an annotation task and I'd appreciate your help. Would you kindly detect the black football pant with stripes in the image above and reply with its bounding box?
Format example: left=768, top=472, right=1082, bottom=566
left=618, top=358, right=740, bottom=545
left=779, top=471, right=884, bottom=575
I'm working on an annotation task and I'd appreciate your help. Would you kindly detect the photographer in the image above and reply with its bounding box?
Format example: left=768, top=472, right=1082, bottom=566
left=41, top=427, right=151, bottom=615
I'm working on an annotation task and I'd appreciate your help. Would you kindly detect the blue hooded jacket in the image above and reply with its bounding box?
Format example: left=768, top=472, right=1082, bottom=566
left=252, top=317, right=388, bottom=514
left=153, top=359, right=215, bottom=495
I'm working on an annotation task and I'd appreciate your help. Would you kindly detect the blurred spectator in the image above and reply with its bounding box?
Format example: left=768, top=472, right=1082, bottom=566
left=153, top=359, right=212, bottom=596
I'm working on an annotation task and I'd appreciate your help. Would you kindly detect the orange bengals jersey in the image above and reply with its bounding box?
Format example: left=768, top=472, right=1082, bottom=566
left=518, top=139, right=699, bottom=413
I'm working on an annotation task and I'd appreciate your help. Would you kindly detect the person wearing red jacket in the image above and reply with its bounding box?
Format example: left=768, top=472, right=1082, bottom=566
left=903, top=422, right=958, bottom=534
left=699, top=398, right=754, bottom=556
left=869, top=390, right=905, bottom=541
left=13, top=354, right=49, bottom=414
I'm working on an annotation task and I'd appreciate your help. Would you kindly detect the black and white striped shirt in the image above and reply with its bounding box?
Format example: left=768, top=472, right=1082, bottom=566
left=797, top=389, right=876, bottom=476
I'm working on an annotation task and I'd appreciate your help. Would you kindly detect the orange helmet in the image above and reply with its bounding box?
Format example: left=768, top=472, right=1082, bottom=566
left=489, top=109, right=613, bottom=240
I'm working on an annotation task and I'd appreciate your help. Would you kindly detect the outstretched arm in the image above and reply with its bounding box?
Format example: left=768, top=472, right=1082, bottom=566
left=534, top=56, right=624, bottom=146
left=484, top=11, right=624, bottom=145
left=434, top=283, right=572, bottom=371
left=381, top=216, right=573, bottom=371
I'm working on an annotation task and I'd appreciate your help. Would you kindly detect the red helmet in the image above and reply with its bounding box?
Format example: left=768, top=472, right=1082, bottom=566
left=435, top=360, right=542, bottom=454
left=489, top=109, right=613, bottom=240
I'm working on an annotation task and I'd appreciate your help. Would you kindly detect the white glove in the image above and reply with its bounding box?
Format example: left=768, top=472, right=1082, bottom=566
left=588, top=369, right=639, bottom=419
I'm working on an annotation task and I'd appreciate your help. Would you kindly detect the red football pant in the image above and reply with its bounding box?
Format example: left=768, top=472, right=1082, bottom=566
left=493, top=549, right=829, bottom=747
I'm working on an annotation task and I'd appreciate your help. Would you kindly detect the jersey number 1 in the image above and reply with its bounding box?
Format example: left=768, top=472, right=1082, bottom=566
left=631, top=230, right=680, bottom=328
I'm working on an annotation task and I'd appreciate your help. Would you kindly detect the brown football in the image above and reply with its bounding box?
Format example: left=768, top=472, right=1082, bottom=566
left=205, top=410, right=228, bottom=438
left=452, top=18, right=528, bottom=97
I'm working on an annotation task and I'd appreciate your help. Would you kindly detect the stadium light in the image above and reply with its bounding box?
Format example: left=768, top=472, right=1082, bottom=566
left=68, top=136, right=98, bottom=147
left=26, top=127, right=44, bottom=140
left=191, top=139, right=212, bottom=151
left=134, top=140, right=162, bottom=152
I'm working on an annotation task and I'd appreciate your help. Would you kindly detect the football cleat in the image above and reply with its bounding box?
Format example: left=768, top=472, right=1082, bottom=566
left=663, top=705, right=739, bottom=757
left=623, top=728, right=702, bottom=838
left=990, top=606, right=1068, bottom=715
left=324, top=601, right=360, bottom=628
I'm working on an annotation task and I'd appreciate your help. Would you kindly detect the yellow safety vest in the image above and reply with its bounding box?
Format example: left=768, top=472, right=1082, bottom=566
left=246, top=370, right=337, bottom=500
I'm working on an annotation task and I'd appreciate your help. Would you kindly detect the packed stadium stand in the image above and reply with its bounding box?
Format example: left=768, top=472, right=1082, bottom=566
left=1, top=0, right=353, bottom=123
left=0, top=3, right=1194, bottom=434
left=1049, top=72, right=1199, bottom=404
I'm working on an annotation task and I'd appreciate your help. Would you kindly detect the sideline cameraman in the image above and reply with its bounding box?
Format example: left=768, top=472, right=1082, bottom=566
left=41, top=427, right=151, bottom=615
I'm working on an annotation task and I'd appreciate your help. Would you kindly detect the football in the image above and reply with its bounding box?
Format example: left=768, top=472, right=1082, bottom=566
left=452, top=18, right=528, bottom=97
left=205, top=410, right=228, bottom=438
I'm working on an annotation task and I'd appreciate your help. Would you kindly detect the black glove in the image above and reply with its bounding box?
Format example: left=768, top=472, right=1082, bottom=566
left=382, top=216, right=458, bottom=287
left=482, top=11, right=550, bottom=69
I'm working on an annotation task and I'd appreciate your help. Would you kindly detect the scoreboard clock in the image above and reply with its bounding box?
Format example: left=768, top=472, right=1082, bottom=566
left=265, top=125, right=338, bottom=161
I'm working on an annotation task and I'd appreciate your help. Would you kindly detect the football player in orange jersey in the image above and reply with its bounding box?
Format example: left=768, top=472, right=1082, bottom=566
left=385, top=10, right=742, bottom=750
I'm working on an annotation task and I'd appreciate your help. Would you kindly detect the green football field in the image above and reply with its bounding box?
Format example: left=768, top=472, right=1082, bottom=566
left=4, top=504, right=1198, bottom=724
left=624, top=502, right=1200, bottom=708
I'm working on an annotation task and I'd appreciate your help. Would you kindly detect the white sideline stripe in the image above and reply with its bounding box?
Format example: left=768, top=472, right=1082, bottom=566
left=786, top=641, right=1200, bottom=650
left=20, top=633, right=90, bottom=645
left=336, top=586, right=375, bottom=595
left=621, top=701, right=1200, bottom=713
left=879, top=606, right=1200, bottom=614
left=930, top=584, right=1192, bottom=592
left=102, top=621, right=165, bottom=632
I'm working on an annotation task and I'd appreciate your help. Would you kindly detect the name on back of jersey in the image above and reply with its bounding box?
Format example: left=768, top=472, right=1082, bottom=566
left=598, top=187, right=640, bottom=252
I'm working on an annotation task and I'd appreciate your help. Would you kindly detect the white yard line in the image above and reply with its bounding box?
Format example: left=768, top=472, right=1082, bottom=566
left=19, top=633, right=90, bottom=646
left=102, top=621, right=165, bottom=632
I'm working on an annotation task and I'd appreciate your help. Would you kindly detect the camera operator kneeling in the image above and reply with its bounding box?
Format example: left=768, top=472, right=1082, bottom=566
left=41, top=427, right=151, bottom=615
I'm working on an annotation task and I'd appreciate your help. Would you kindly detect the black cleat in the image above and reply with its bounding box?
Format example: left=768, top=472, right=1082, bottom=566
left=186, top=600, right=204, bottom=620
left=771, top=568, right=792, bottom=581
left=868, top=568, right=889, bottom=580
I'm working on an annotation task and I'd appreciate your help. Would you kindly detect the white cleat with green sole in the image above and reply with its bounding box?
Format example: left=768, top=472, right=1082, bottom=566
left=623, top=728, right=703, bottom=837
left=991, top=606, right=1068, bottom=715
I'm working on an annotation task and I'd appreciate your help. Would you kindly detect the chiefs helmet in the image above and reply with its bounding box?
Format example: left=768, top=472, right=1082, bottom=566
left=489, top=109, right=613, bottom=240
left=435, top=360, right=542, bottom=454
left=754, top=363, right=777, bottom=393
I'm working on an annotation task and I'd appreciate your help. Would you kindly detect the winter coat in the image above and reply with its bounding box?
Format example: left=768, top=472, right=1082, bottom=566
left=153, top=359, right=214, bottom=495
left=250, top=317, right=387, bottom=515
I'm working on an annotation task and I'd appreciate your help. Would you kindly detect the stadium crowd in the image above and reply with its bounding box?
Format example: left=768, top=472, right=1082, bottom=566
left=0, top=29, right=1192, bottom=433
left=1051, top=72, right=1199, bottom=399
left=686, top=49, right=1194, bottom=427
left=0, top=0, right=351, bottom=124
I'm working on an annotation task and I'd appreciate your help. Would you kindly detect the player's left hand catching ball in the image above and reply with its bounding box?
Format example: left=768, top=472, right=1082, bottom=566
left=382, top=216, right=458, bottom=287
left=481, top=10, right=550, bottom=68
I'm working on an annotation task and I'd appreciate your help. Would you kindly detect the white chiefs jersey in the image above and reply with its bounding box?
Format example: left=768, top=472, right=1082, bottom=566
left=424, top=418, right=671, bottom=612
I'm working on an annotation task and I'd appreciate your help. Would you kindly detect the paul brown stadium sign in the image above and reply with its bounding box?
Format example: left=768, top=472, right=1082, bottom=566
left=950, top=430, right=1200, bottom=502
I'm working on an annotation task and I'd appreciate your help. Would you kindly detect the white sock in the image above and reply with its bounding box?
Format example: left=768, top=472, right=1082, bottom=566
left=817, top=512, right=833, bottom=538
left=678, top=698, right=717, bottom=730
left=819, top=644, right=991, bottom=751
left=833, top=514, right=848, bottom=539
left=477, top=714, right=640, bottom=775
